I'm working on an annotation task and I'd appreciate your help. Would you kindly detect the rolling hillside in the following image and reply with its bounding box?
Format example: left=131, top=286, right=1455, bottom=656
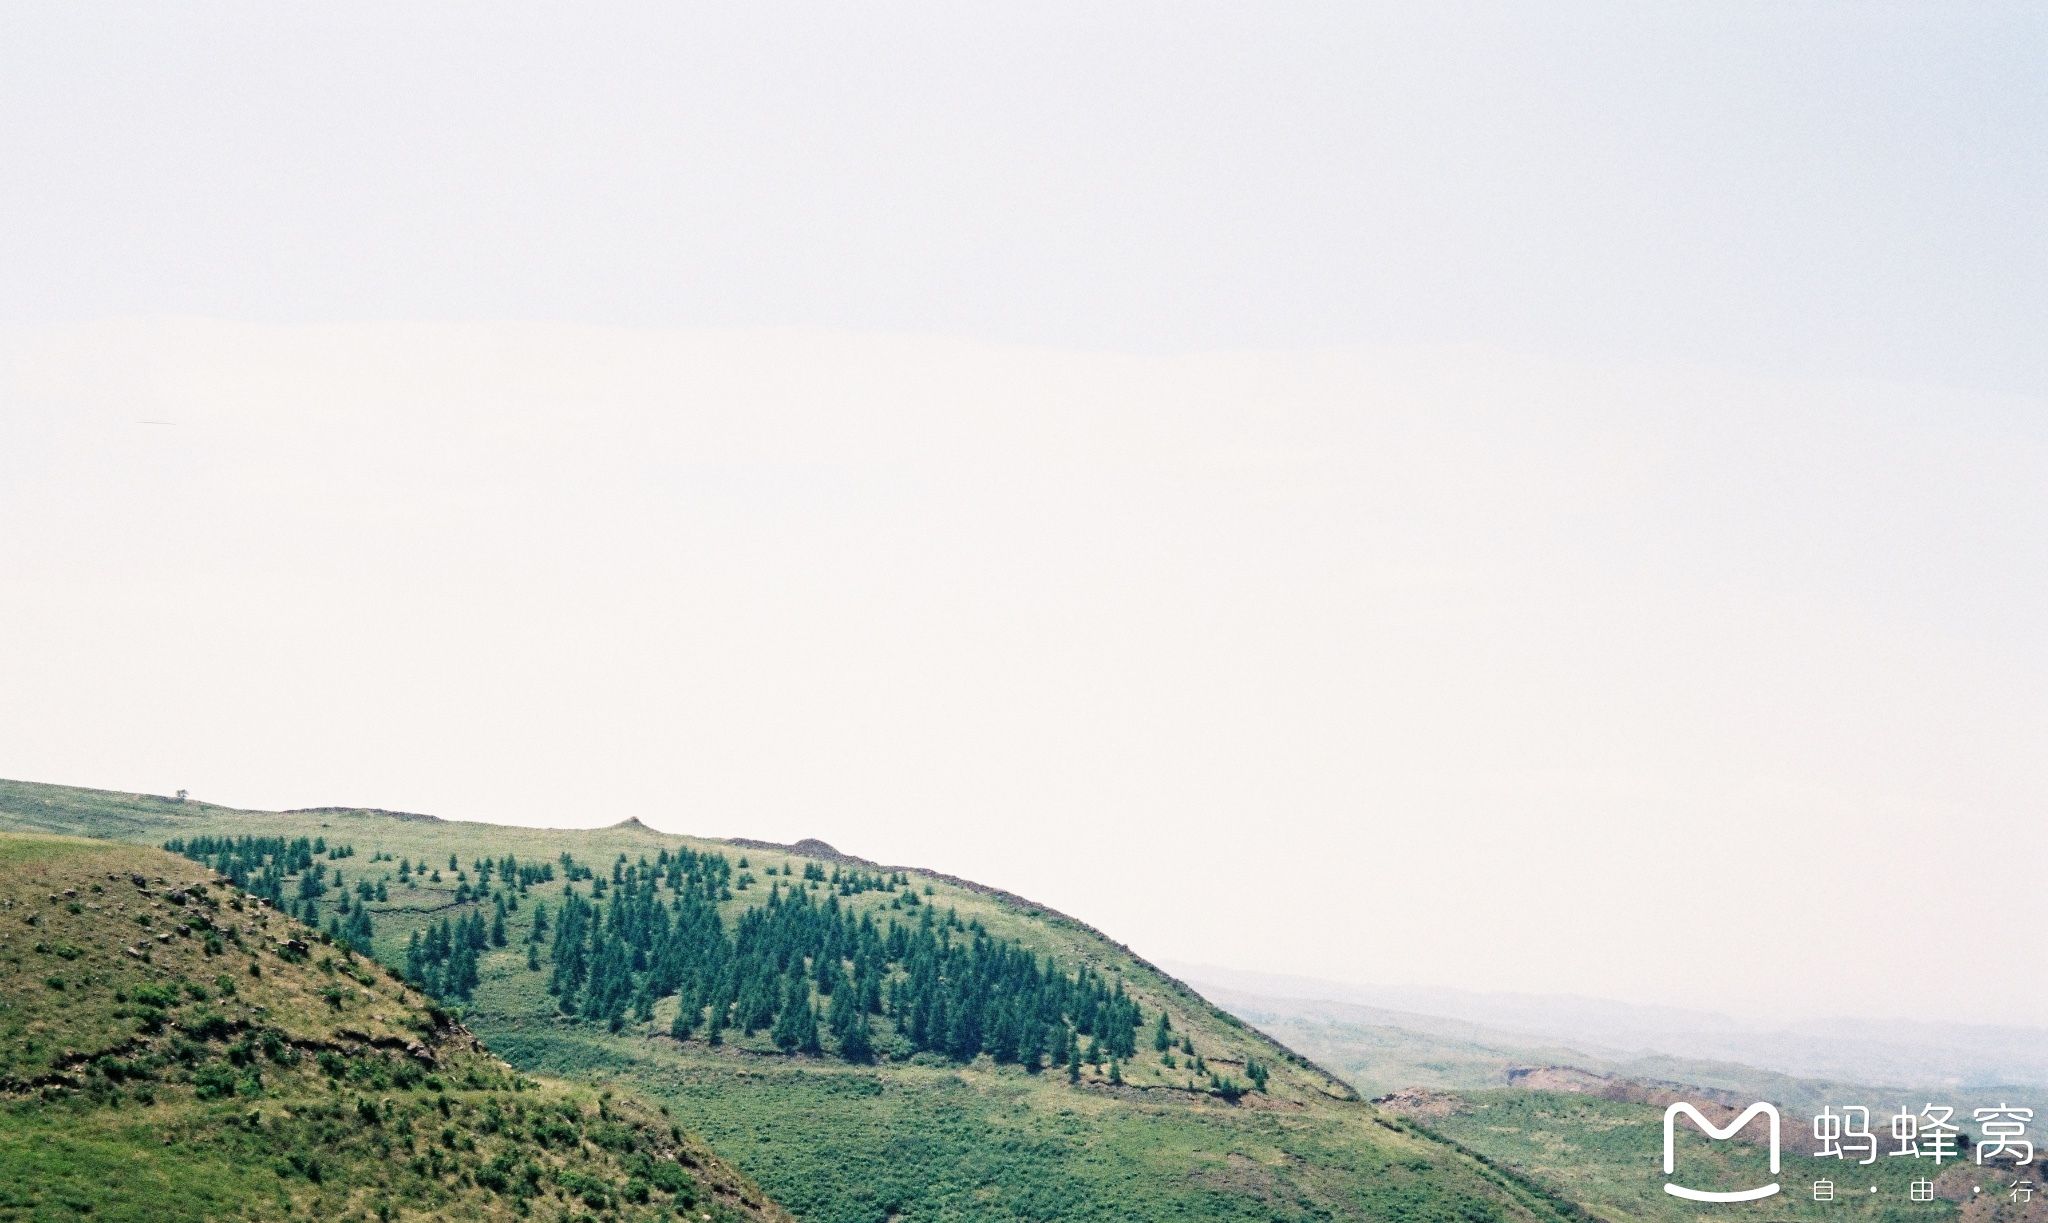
left=0, top=778, right=1587, bottom=1223
left=0, top=830, right=787, bottom=1222
left=1382, top=1086, right=2046, bottom=1223
left=1194, top=975, right=2047, bottom=1220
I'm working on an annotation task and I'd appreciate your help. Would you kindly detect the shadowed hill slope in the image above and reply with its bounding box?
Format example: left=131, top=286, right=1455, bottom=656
left=0, top=830, right=787, bottom=1222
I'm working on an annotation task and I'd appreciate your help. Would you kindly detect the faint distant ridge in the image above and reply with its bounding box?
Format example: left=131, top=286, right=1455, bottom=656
left=1175, top=961, right=2048, bottom=1098
left=1499, top=1065, right=1749, bottom=1112
left=284, top=804, right=444, bottom=823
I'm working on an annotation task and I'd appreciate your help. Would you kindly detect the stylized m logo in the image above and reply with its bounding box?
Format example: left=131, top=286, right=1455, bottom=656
left=1663, top=1101, right=1781, bottom=1203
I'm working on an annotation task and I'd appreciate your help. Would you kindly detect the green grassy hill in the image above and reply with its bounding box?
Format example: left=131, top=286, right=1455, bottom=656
left=0, top=779, right=1589, bottom=1223
left=0, top=830, right=787, bottom=1222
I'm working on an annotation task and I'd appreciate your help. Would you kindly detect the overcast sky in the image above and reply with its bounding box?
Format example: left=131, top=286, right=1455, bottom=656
left=3, top=4, right=2044, bottom=1027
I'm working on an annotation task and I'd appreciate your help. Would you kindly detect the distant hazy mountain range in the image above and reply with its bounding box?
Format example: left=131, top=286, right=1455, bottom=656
left=1169, top=961, right=2048, bottom=1103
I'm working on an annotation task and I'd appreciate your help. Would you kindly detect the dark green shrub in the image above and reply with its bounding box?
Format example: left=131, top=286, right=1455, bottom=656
left=193, top=1064, right=238, bottom=1100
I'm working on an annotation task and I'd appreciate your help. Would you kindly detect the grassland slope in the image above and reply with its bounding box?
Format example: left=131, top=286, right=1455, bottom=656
left=1, top=778, right=1589, bottom=1223
left=0, top=830, right=787, bottom=1222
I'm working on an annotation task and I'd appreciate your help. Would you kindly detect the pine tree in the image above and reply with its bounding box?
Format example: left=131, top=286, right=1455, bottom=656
left=796, top=1002, right=823, bottom=1056
left=838, top=1011, right=873, bottom=1063
left=1017, top=1017, right=1044, bottom=1070
left=770, top=978, right=808, bottom=1052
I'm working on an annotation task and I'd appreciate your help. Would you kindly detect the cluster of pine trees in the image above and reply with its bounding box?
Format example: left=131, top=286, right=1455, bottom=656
left=403, top=909, right=501, bottom=1000
left=168, top=836, right=1222, bottom=1087
left=167, top=834, right=328, bottom=904
left=541, top=849, right=1145, bottom=1068
left=787, top=859, right=899, bottom=897
left=169, top=834, right=376, bottom=948
left=326, top=903, right=376, bottom=955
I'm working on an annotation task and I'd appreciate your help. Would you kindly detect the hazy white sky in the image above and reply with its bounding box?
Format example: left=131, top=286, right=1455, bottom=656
left=2, top=4, right=2044, bottom=1026
left=4, top=3, right=2044, bottom=396
left=6, top=322, right=2044, bottom=1026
